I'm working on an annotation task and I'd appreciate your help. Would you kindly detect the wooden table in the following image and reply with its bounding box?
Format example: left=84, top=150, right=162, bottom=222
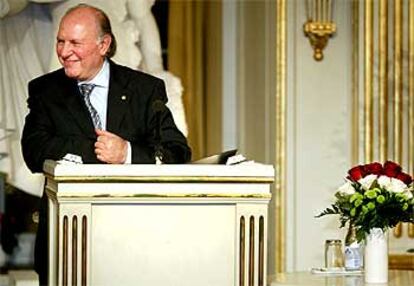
left=270, top=270, right=414, bottom=285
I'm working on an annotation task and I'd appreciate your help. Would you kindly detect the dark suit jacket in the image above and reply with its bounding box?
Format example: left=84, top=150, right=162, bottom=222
left=22, top=60, right=191, bottom=172
left=21, top=60, right=191, bottom=284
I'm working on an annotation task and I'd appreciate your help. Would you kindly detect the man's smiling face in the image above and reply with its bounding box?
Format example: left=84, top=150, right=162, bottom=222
left=56, top=7, right=110, bottom=81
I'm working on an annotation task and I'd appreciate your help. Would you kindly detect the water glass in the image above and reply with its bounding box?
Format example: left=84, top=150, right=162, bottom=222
left=325, top=239, right=344, bottom=269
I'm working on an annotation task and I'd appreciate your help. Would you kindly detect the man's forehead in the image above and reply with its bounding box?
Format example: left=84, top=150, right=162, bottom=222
left=61, top=8, right=98, bottom=29
left=59, top=13, right=98, bottom=37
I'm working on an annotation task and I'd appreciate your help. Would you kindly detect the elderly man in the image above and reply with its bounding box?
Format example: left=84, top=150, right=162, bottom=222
left=21, top=4, right=191, bottom=284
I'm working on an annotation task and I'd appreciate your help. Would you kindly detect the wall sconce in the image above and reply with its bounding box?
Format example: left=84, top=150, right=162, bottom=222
left=304, top=0, right=336, bottom=61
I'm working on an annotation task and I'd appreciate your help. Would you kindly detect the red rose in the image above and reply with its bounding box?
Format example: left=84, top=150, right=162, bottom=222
left=383, top=161, right=402, bottom=178
left=396, top=172, right=413, bottom=185
left=348, top=165, right=365, bottom=181
left=364, top=162, right=383, bottom=175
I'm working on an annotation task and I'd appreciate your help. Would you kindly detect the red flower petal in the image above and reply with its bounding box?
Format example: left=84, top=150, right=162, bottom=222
left=396, top=172, right=413, bottom=185
left=383, top=161, right=402, bottom=178
left=364, top=162, right=383, bottom=175
left=348, top=165, right=365, bottom=181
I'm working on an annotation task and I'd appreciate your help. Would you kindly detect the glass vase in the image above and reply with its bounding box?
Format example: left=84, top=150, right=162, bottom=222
left=364, top=228, right=388, bottom=284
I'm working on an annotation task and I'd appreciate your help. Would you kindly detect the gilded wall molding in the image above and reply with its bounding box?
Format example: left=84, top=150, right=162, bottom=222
left=275, top=0, right=286, bottom=274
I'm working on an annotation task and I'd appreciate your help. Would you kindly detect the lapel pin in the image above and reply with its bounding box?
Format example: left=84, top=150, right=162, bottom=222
left=121, top=95, right=127, bottom=101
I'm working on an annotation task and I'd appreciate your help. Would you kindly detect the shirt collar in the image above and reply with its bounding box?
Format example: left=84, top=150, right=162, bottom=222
left=78, top=59, right=110, bottom=88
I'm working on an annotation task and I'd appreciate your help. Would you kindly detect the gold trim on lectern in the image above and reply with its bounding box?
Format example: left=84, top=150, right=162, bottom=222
left=82, top=216, right=87, bottom=286
left=249, top=216, right=255, bottom=286
left=55, top=193, right=272, bottom=199
left=259, top=216, right=264, bottom=286
left=240, top=216, right=245, bottom=286
left=63, top=216, right=68, bottom=286
left=72, top=216, right=78, bottom=286
left=45, top=175, right=274, bottom=184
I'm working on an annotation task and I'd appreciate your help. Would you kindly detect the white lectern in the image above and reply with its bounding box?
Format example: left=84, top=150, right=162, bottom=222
left=43, top=160, right=274, bottom=286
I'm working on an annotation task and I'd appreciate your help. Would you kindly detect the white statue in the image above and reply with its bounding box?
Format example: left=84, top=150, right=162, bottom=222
left=0, top=0, right=52, bottom=197
left=0, top=0, right=188, bottom=197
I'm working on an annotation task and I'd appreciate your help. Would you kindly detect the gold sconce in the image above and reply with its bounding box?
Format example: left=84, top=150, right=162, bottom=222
left=304, top=0, right=336, bottom=61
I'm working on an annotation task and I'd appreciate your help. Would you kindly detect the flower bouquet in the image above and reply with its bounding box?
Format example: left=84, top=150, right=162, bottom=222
left=317, top=161, right=414, bottom=283
left=317, top=161, right=414, bottom=241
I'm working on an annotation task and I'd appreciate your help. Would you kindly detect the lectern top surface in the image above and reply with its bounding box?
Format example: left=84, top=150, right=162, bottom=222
left=43, top=160, right=275, bottom=182
left=43, top=160, right=274, bottom=199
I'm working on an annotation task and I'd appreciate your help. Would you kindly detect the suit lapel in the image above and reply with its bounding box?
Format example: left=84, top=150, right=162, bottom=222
left=62, top=75, right=96, bottom=137
left=106, top=62, right=130, bottom=133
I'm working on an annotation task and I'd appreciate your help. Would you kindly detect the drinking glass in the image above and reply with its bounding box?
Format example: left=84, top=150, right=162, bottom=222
left=325, top=239, right=344, bottom=269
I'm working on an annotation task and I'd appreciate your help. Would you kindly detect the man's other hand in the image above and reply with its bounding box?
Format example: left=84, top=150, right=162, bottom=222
left=95, top=129, right=127, bottom=164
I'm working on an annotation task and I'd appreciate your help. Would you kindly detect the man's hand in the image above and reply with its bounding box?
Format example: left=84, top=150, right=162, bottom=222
left=95, top=129, right=127, bottom=164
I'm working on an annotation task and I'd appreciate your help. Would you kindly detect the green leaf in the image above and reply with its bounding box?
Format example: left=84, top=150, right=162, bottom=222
left=315, top=205, right=339, bottom=218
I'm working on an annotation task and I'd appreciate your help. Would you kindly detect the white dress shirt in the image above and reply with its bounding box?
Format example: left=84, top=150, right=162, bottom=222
left=78, top=59, right=109, bottom=129
left=78, top=60, right=132, bottom=163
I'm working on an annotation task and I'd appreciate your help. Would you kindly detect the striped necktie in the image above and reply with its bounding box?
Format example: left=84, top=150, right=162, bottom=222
left=79, top=84, right=102, bottom=130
